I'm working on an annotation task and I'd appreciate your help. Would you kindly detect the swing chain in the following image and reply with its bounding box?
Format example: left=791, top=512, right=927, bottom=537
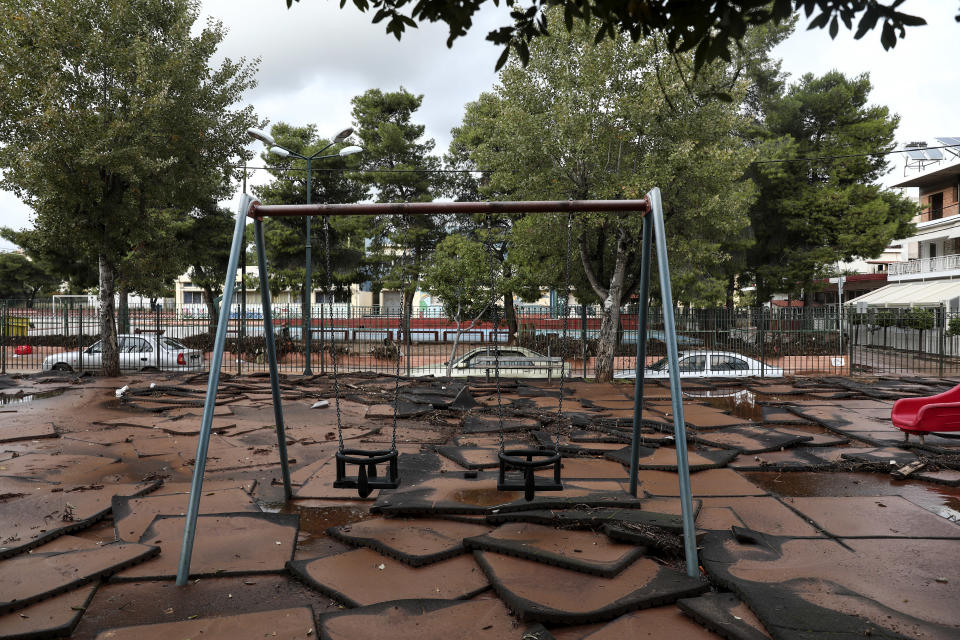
left=555, top=212, right=573, bottom=448
left=323, top=215, right=345, bottom=452
left=392, top=215, right=411, bottom=452
left=486, top=215, right=505, bottom=454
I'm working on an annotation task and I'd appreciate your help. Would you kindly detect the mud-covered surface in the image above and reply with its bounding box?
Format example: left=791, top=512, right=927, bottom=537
left=0, top=371, right=958, bottom=638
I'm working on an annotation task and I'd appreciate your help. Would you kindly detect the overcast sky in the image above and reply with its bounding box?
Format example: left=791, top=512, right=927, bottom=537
left=1, top=0, right=955, bottom=251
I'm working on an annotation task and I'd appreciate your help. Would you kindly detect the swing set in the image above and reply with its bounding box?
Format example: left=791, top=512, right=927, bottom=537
left=175, top=188, right=700, bottom=585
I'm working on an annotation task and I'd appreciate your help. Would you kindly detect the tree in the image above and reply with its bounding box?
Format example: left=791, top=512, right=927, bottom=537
left=450, top=11, right=776, bottom=381
left=746, top=71, right=917, bottom=303
left=0, top=0, right=258, bottom=375
left=177, top=206, right=239, bottom=332
left=422, top=234, right=497, bottom=376
left=350, top=88, right=445, bottom=339
left=0, top=252, right=60, bottom=304
left=0, top=228, right=98, bottom=294
left=287, top=0, right=932, bottom=71
left=252, top=123, right=368, bottom=327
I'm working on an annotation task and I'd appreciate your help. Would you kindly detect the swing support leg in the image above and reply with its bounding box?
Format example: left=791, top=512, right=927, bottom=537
left=177, top=195, right=268, bottom=585
left=649, top=187, right=699, bottom=578
left=254, top=218, right=294, bottom=501
left=629, top=214, right=653, bottom=497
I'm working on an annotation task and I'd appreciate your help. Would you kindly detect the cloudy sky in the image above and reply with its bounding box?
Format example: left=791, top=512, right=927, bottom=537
left=1, top=0, right=956, bottom=250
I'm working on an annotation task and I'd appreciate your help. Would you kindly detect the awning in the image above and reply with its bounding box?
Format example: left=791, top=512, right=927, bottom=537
left=843, top=280, right=960, bottom=307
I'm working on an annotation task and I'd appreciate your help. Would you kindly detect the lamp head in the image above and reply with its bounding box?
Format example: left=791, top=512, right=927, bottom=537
left=246, top=127, right=275, bottom=146
left=268, top=146, right=291, bottom=158
left=332, top=127, right=354, bottom=143
left=338, top=145, right=363, bottom=157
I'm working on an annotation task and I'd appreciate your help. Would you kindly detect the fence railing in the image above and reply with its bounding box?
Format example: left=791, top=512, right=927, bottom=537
left=888, top=253, right=960, bottom=276
left=3, top=300, right=960, bottom=378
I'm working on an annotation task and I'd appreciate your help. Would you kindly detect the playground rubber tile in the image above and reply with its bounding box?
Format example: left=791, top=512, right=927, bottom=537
left=63, top=426, right=163, bottom=446
left=535, top=457, right=629, bottom=479
left=0, top=581, right=97, bottom=640
left=726, top=448, right=836, bottom=472
left=691, top=427, right=812, bottom=454
left=0, top=453, right=120, bottom=483
left=491, top=484, right=647, bottom=513
left=0, top=542, right=158, bottom=615
left=569, top=429, right=630, bottom=443
left=92, top=606, right=316, bottom=640
left=0, top=480, right=162, bottom=559
left=436, top=445, right=500, bottom=470
left=318, top=598, right=530, bottom=640
left=326, top=517, right=490, bottom=566
left=701, top=532, right=960, bottom=640
left=760, top=406, right=813, bottom=425
left=0, top=421, right=57, bottom=443
left=288, top=548, right=488, bottom=607
left=780, top=496, right=960, bottom=538
left=372, top=474, right=523, bottom=515
left=696, top=497, right=820, bottom=537
left=532, top=431, right=628, bottom=455
left=474, top=549, right=707, bottom=624
left=461, top=414, right=539, bottom=434
left=605, top=445, right=737, bottom=471
left=580, top=605, right=726, bottom=639
left=486, top=502, right=693, bottom=534
left=770, top=427, right=850, bottom=447
left=676, top=593, right=771, bottom=640
left=648, top=403, right=750, bottom=429
left=463, top=522, right=645, bottom=577
left=112, top=487, right=259, bottom=542
left=365, top=401, right=432, bottom=419
left=913, top=469, right=960, bottom=487
left=114, top=512, right=299, bottom=580
left=639, top=469, right=768, bottom=497
left=839, top=447, right=918, bottom=467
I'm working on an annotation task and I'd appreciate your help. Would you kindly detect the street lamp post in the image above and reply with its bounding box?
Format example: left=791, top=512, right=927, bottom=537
left=247, top=127, right=362, bottom=375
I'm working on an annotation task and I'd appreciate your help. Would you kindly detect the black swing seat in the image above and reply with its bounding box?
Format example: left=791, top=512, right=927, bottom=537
left=334, top=448, right=400, bottom=498
left=497, top=448, right=563, bottom=502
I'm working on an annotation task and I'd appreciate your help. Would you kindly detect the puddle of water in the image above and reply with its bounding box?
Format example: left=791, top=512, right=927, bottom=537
left=264, top=503, right=374, bottom=536
left=686, top=389, right=763, bottom=421
left=0, top=389, right=66, bottom=405
left=744, top=471, right=960, bottom=521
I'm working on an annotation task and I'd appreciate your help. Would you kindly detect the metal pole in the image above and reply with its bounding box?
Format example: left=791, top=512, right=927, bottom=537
left=254, top=218, right=294, bottom=500
left=240, top=165, right=247, bottom=377
left=649, top=187, right=699, bottom=578
left=176, top=194, right=253, bottom=586
left=1, top=301, right=7, bottom=375
left=629, top=214, right=653, bottom=497
left=303, top=156, right=314, bottom=375
left=580, top=303, right=587, bottom=378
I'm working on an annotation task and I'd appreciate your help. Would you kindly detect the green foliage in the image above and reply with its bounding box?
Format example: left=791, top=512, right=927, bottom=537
left=252, top=123, right=368, bottom=299
left=947, top=316, right=960, bottom=337
left=0, top=252, right=60, bottom=302
left=747, top=71, right=917, bottom=301
left=902, top=307, right=935, bottom=331
left=0, top=0, right=259, bottom=372
left=422, top=234, right=494, bottom=321
left=350, top=88, right=445, bottom=305
left=286, top=1, right=929, bottom=72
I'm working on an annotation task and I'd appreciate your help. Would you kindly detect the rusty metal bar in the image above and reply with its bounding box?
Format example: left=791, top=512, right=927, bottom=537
left=248, top=198, right=650, bottom=219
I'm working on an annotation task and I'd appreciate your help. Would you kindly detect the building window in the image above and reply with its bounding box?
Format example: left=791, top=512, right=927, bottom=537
left=931, top=193, right=944, bottom=220
left=183, top=291, right=204, bottom=304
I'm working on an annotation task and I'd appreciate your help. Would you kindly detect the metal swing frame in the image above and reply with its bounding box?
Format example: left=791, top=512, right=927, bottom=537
left=175, top=189, right=700, bottom=585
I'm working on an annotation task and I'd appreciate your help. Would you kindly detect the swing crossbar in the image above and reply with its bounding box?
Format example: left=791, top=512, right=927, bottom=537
left=247, top=199, right=651, bottom=218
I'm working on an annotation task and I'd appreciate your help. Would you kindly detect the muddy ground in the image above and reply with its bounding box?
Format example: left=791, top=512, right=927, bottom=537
left=0, top=370, right=958, bottom=639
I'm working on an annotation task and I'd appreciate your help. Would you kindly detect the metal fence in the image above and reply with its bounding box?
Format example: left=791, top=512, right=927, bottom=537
left=3, top=300, right=960, bottom=378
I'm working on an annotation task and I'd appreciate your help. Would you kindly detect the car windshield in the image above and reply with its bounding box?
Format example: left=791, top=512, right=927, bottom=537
left=160, top=337, right=187, bottom=350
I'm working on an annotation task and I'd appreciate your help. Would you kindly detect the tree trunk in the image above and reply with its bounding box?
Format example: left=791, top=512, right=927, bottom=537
left=118, top=286, right=129, bottom=334
left=202, top=285, right=219, bottom=333
left=504, top=289, right=518, bottom=345
left=580, top=225, right=631, bottom=383
left=372, top=282, right=382, bottom=313
left=99, top=254, right=120, bottom=376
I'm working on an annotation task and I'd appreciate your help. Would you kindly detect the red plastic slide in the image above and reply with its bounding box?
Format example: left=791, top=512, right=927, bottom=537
left=891, top=383, right=960, bottom=438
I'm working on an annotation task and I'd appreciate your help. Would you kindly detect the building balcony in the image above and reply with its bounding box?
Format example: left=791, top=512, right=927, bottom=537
left=889, top=254, right=960, bottom=280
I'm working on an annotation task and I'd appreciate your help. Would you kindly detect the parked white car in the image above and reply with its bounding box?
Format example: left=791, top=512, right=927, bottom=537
left=614, top=350, right=783, bottom=379
left=42, top=334, right=204, bottom=372
left=409, top=346, right=570, bottom=379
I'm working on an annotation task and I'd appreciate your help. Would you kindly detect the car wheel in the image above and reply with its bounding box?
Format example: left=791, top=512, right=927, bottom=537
left=52, top=363, right=73, bottom=372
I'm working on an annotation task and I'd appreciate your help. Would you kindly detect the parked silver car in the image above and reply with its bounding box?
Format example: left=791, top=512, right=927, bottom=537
left=409, top=346, right=570, bottom=379
left=614, top=350, right=783, bottom=379
left=42, top=334, right=203, bottom=372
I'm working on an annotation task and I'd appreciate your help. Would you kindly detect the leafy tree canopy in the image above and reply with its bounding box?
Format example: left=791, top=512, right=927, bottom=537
left=287, top=0, right=935, bottom=70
